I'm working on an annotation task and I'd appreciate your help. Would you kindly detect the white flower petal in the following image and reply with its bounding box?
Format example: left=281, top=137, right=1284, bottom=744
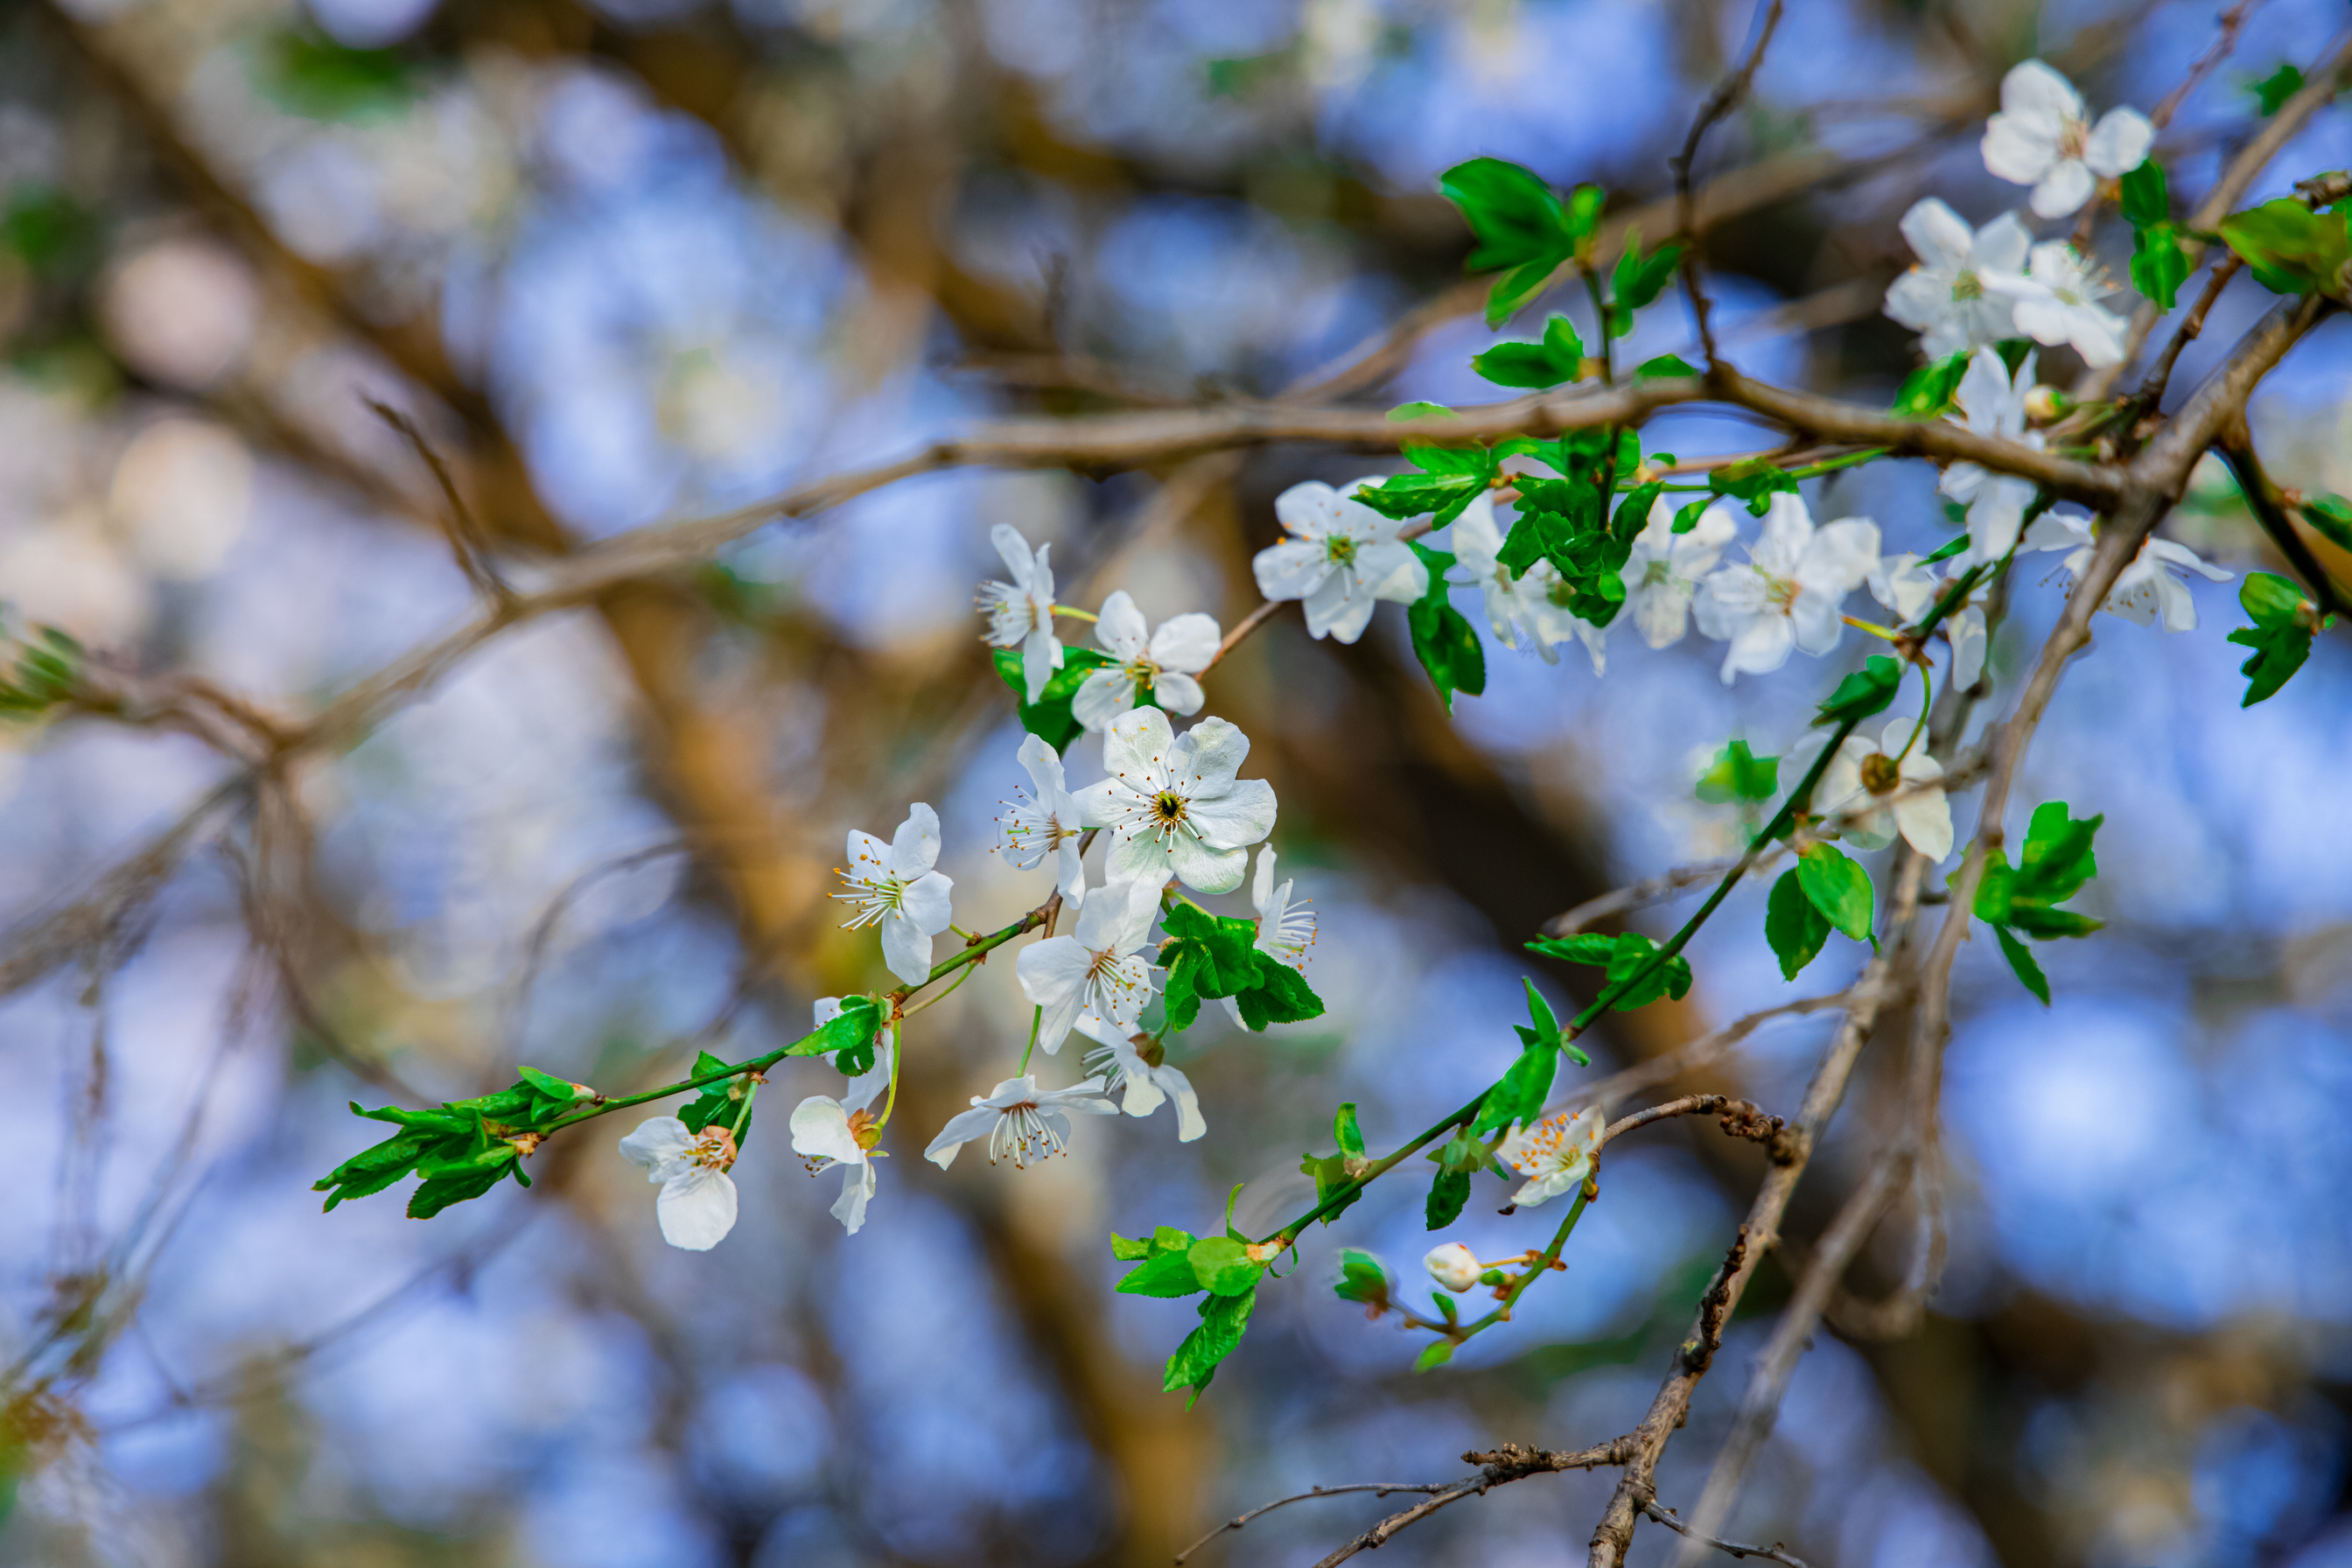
left=1255, top=540, right=1332, bottom=602
left=1094, top=590, right=1150, bottom=660
left=1071, top=668, right=1134, bottom=732
left=789, top=1097, right=864, bottom=1166
left=2082, top=107, right=2153, bottom=178
left=1152, top=672, right=1206, bottom=717
left=619, top=1116, right=692, bottom=1177
left=2030, top=159, right=2097, bottom=220
left=655, top=1166, right=738, bottom=1250
left=880, top=914, right=934, bottom=986
left=1148, top=612, right=1222, bottom=674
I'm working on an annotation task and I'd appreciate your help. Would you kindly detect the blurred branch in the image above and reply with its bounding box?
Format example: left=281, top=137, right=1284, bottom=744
left=2214, top=433, right=2352, bottom=621
left=1672, top=0, right=1787, bottom=364
left=1642, top=1493, right=1814, bottom=1568
left=2148, top=0, right=2262, bottom=130
left=1174, top=1483, right=1459, bottom=1565
left=1292, top=1440, right=1634, bottom=1568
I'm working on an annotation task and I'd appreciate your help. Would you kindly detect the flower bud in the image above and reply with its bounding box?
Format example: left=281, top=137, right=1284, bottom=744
left=2023, top=385, right=2071, bottom=424
left=1424, top=1242, right=1481, bottom=1293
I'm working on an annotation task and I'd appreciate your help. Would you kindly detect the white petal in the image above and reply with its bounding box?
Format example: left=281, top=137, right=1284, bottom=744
left=1017, top=732, right=1067, bottom=800
left=655, top=1166, right=738, bottom=1250
left=789, top=1097, right=864, bottom=1166
left=2083, top=108, right=2153, bottom=178
left=923, top=1104, right=1002, bottom=1169
left=1094, top=590, right=1150, bottom=660
left=1020, top=628, right=1062, bottom=705
left=1788, top=593, right=1847, bottom=656
left=2030, top=160, right=2096, bottom=220
left=1802, top=519, right=1882, bottom=593
left=1251, top=845, right=1278, bottom=916
left=1721, top=615, right=1794, bottom=681
left=1017, top=934, right=1092, bottom=1011
left=1152, top=672, right=1206, bottom=717
left=831, top=1159, right=876, bottom=1235
left=1154, top=1063, right=1207, bottom=1142
left=1185, top=777, right=1278, bottom=850
left=880, top=914, right=934, bottom=986
left=1071, top=668, right=1134, bottom=732
left=1356, top=540, right=1429, bottom=604
left=1303, top=572, right=1378, bottom=642
left=1177, top=715, right=1251, bottom=787
left=1950, top=606, right=1987, bottom=689
left=2001, top=60, right=2084, bottom=133
left=1894, top=787, right=1955, bottom=862
left=890, top=803, right=942, bottom=877
left=1972, top=212, right=2034, bottom=275
left=990, top=523, right=1035, bottom=587
left=1983, top=116, right=2060, bottom=186
left=844, top=828, right=891, bottom=877
left=619, top=1116, right=692, bottom=1177
left=1254, top=540, right=1332, bottom=603
left=1166, top=834, right=1250, bottom=895
left=1148, top=612, right=1222, bottom=674
left=1100, top=705, right=1175, bottom=784
left=1898, top=198, right=1975, bottom=270
left=1272, top=480, right=1340, bottom=537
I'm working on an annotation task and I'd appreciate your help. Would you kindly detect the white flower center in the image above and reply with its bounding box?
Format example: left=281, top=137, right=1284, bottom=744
left=686, top=1125, right=738, bottom=1172
left=1506, top=1109, right=1595, bottom=1176
left=1325, top=534, right=1359, bottom=567
left=1950, top=268, right=1983, bottom=303
left=987, top=1099, right=1070, bottom=1166
left=835, top=871, right=909, bottom=928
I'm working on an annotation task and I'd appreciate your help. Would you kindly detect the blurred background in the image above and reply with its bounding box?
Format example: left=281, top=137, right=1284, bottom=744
left=2, top=0, right=2351, bottom=1564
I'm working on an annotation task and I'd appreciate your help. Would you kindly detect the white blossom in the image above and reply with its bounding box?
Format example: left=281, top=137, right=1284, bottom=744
left=1986, top=243, right=2129, bottom=368
left=1814, top=716, right=1953, bottom=861
left=1941, top=347, right=2044, bottom=564
left=1981, top=60, right=2154, bottom=220
left=1072, top=708, right=1278, bottom=894
left=1691, top=494, right=1880, bottom=683
left=998, top=733, right=1088, bottom=911
left=1882, top=199, right=2031, bottom=359
left=788, top=1016, right=888, bottom=1236
left=1445, top=490, right=1549, bottom=654
left=923, top=1074, right=1117, bottom=1169
left=1217, top=845, right=1318, bottom=1029
left=1074, top=1012, right=1204, bottom=1142
left=1424, top=1242, right=1482, bottom=1293
left=1867, top=552, right=1940, bottom=623
left=1255, top=477, right=1430, bottom=643
left=1496, top=1105, right=1605, bottom=1208
left=977, top=523, right=1064, bottom=703
left=618, top=1117, right=740, bottom=1250
left=1621, top=496, right=1739, bottom=649
left=1072, top=590, right=1221, bottom=732
left=1015, top=876, right=1162, bottom=1054
left=835, top=803, right=956, bottom=986
left=1949, top=604, right=1988, bottom=689
left=2022, top=513, right=2232, bottom=631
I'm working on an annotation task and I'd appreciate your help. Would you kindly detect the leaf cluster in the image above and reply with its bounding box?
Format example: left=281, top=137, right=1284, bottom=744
left=1298, top=1102, right=1369, bottom=1228
left=2120, top=161, right=2191, bottom=311
left=1158, top=902, right=1323, bottom=1033
left=1889, top=352, right=1970, bottom=421
left=2228, top=571, right=2328, bottom=707
left=1438, top=158, right=1605, bottom=326
left=1404, top=541, right=1485, bottom=711
left=1525, top=931, right=1691, bottom=1012
left=1111, top=1220, right=1263, bottom=1400
left=2221, top=198, right=2351, bottom=298
left=1964, top=802, right=2104, bottom=1004
left=312, top=1067, right=596, bottom=1219
left=1765, top=843, right=1876, bottom=979
left=0, top=628, right=83, bottom=718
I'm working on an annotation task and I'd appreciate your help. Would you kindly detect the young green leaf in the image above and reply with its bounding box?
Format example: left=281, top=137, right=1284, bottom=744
left=2300, top=493, right=2352, bottom=553
left=2219, top=199, right=2351, bottom=296
left=1813, top=654, right=1905, bottom=728
left=1471, top=315, right=1586, bottom=389
left=1164, top=1287, right=1256, bottom=1401
left=1474, top=1035, right=1559, bottom=1137
left=1405, top=542, right=1486, bottom=712
left=1796, top=843, right=1874, bottom=943
left=2250, top=63, right=2305, bottom=116
left=1993, top=924, right=2052, bottom=1004
left=1111, top=1232, right=1152, bottom=1261
left=1695, top=739, right=1779, bottom=804
left=1439, top=158, right=1578, bottom=326
left=2228, top=572, right=2319, bottom=705
left=1707, top=456, right=1801, bottom=515
left=1765, top=868, right=1832, bottom=980
left=1889, top=352, right=1970, bottom=420
left=1636, top=354, right=1700, bottom=379
left=1334, top=1249, right=1392, bottom=1312
left=992, top=646, right=1118, bottom=752
left=1188, top=1236, right=1266, bottom=1296
left=1334, top=1102, right=1367, bottom=1160
left=1299, top=1151, right=1364, bottom=1226
left=1413, top=1340, right=1457, bottom=1372
left=1232, top=956, right=1325, bottom=1029
left=1424, top=1166, right=1472, bottom=1230
left=1608, top=231, right=1686, bottom=338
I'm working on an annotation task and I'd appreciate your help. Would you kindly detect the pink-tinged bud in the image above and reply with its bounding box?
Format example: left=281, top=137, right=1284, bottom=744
left=1424, top=1242, right=1481, bottom=1293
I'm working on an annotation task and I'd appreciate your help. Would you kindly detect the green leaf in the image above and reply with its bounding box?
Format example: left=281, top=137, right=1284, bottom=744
left=2220, top=199, right=2352, bottom=296
left=0, top=188, right=100, bottom=280
left=1695, top=739, right=1779, bottom=804
left=1474, top=1036, right=1558, bottom=1136
left=1527, top=932, right=1614, bottom=966
left=1334, top=1102, right=1367, bottom=1159
left=1813, top=654, right=1905, bottom=727
left=1600, top=932, right=1692, bottom=1011
left=1993, top=924, right=2051, bottom=1004
left=1796, top=843, right=1874, bottom=943
left=1233, top=955, right=1325, bottom=1029
left=1111, top=1232, right=1152, bottom=1261
left=2018, top=802, right=2101, bottom=904
left=2301, top=494, right=2352, bottom=553
left=1765, top=869, right=1832, bottom=980
left=2131, top=222, right=2191, bottom=311
left=781, top=997, right=886, bottom=1076
left=992, top=646, right=1118, bottom=752
left=1388, top=401, right=1458, bottom=423
left=2242, top=570, right=2314, bottom=627
left=1440, top=158, right=1572, bottom=273
left=1158, top=902, right=1263, bottom=1007
left=1163, top=947, right=1206, bottom=1033
left=1607, top=231, right=1686, bottom=338
left=1424, top=1166, right=1472, bottom=1230
left=1707, top=456, right=1801, bottom=515
left=1188, top=1236, right=1265, bottom=1296
left=2118, top=159, right=2170, bottom=229
left=1636, top=354, right=1700, bottom=380
left=1299, top=1151, right=1363, bottom=1226
left=2230, top=620, right=2314, bottom=706
left=1334, top=1249, right=1392, bottom=1310
left=1471, top=314, right=1587, bottom=389
left=1890, top=352, right=1970, bottom=420
left=677, top=1050, right=748, bottom=1138
left=406, top=1166, right=509, bottom=1220
left=1118, top=1247, right=1208, bottom=1298
left=1670, top=499, right=1712, bottom=535
left=1413, top=1339, right=1457, bottom=1372
left=1164, top=1287, right=1256, bottom=1401
left=1405, top=542, right=1486, bottom=712
left=1920, top=533, right=1972, bottom=566
left=2250, top=63, right=2305, bottom=116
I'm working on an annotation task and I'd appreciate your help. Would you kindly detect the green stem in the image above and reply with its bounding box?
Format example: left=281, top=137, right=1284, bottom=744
left=1451, top=1181, right=1594, bottom=1342
left=1580, top=265, right=1615, bottom=386
left=1017, top=1005, right=1043, bottom=1076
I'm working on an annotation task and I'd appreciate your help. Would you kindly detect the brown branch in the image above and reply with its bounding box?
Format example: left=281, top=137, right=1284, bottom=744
left=2148, top=0, right=2263, bottom=131
left=1558, top=990, right=1877, bottom=1117
left=2216, top=429, right=2352, bottom=621
left=1585, top=850, right=1926, bottom=1568
left=1295, top=1441, right=1633, bottom=1568
left=2134, top=253, right=2243, bottom=411
left=1600, top=1095, right=1791, bottom=1159
left=365, top=400, right=516, bottom=605
left=1173, top=1482, right=1457, bottom=1564
left=1642, top=1493, right=1815, bottom=1568
left=1672, top=0, right=1788, bottom=364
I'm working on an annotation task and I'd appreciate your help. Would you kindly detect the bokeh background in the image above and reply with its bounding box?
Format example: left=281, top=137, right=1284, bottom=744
left=2, top=0, right=2351, bottom=1564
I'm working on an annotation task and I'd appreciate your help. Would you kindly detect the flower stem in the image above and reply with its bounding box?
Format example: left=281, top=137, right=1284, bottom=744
left=1053, top=605, right=1097, bottom=623
left=878, top=1020, right=902, bottom=1128
left=1017, top=1005, right=1042, bottom=1076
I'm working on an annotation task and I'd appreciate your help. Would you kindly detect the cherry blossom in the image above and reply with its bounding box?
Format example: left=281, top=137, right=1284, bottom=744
left=1882, top=199, right=2031, bottom=359
left=1814, top=716, right=1953, bottom=861
left=1949, top=604, right=1989, bottom=689
left=1445, top=490, right=1549, bottom=655
left=1255, top=477, right=1430, bottom=642
left=1073, top=708, right=1278, bottom=894
left=1942, top=347, right=2044, bottom=564
left=1981, top=60, right=2153, bottom=220
left=835, top=804, right=956, bottom=986
left=1218, top=846, right=1318, bottom=1029
left=923, top=1074, right=1117, bottom=1169
left=2022, top=513, right=2232, bottom=631
left=1621, top=496, right=1739, bottom=649
left=1691, top=494, right=1881, bottom=683
left=1072, top=590, right=1222, bottom=732
left=977, top=523, right=1064, bottom=702
left=1496, top=1105, right=1605, bottom=1208
left=1986, top=243, right=2129, bottom=368
left=998, top=733, right=1088, bottom=910
left=1867, top=552, right=1939, bottom=623
left=618, top=1117, right=740, bottom=1250
left=788, top=1037, right=887, bottom=1236
left=1073, top=1012, right=1204, bottom=1142
left=1015, top=876, right=1162, bottom=1054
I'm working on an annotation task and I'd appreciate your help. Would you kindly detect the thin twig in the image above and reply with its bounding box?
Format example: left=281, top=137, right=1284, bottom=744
left=2134, top=254, right=2242, bottom=412
left=2147, top=0, right=2262, bottom=131
left=1672, top=0, right=1787, bottom=365
left=365, top=399, right=516, bottom=605
left=1642, top=1494, right=1815, bottom=1568
left=1173, top=1482, right=1454, bottom=1564
left=2216, top=433, right=2352, bottom=621
left=1600, top=1095, right=1788, bottom=1157
left=1301, top=1441, right=1633, bottom=1568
